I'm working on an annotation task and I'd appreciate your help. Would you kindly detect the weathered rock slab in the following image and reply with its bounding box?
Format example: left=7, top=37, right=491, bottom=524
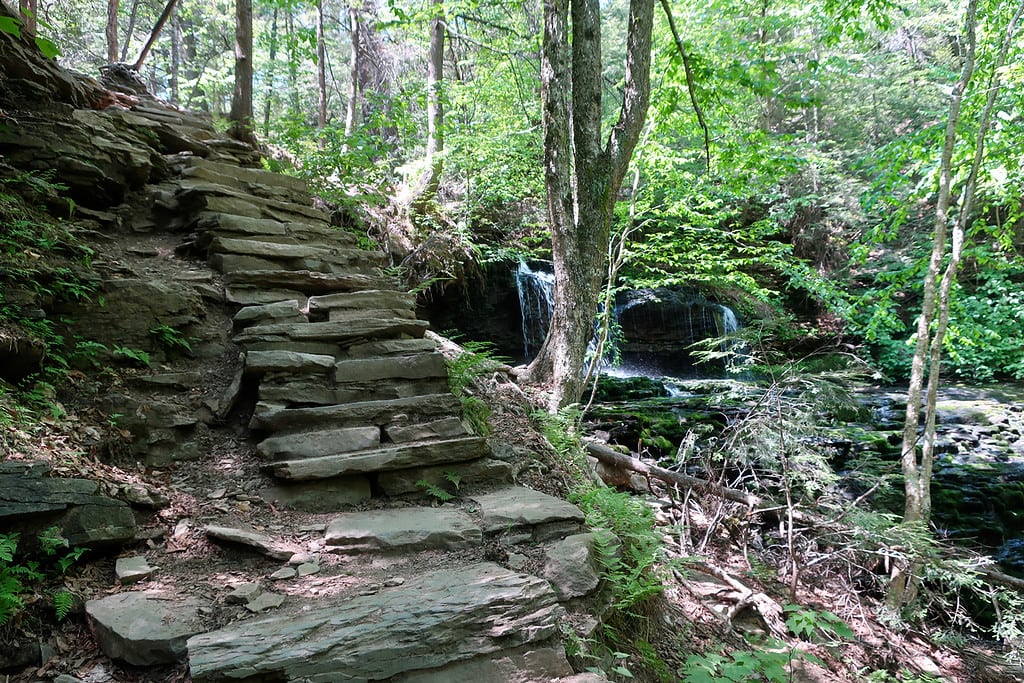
left=385, top=417, right=468, bottom=443
left=259, top=476, right=372, bottom=511
left=86, top=591, right=204, bottom=666
left=115, top=555, right=155, bottom=584
left=205, top=525, right=300, bottom=560
left=245, top=349, right=335, bottom=375
left=390, top=642, right=573, bottom=683
left=187, top=562, right=561, bottom=682
left=257, top=426, right=381, bottom=460
left=268, top=436, right=488, bottom=481
left=473, top=487, right=585, bottom=541
left=334, top=353, right=446, bottom=383
left=377, top=458, right=514, bottom=496
left=250, top=393, right=462, bottom=432
left=325, top=506, right=481, bottom=553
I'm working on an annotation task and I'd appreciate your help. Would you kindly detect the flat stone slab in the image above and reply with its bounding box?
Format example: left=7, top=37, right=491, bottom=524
left=187, top=562, right=560, bottom=682
left=257, top=426, right=381, bottom=460
left=205, top=525, right=300, bottom=560
left=250, top=393, right=462, bottom=432
left=234, top=317, right=429, bottom=345
left=225, top=270, right=389, bottom=295
left=325, top=506, right=481, bottom=553
left=115, top=555, right=154, bottom=584
left=347, top=338, right=438, bottom=357
left=233, top=300, right=305, bottom=328
left=245, top=349, right=335, bottom=375
left=385, top=417, right=468, bottom=443
left=334, top=353, right=447, bottom=383
left=472, top=488, right=585, bottom=540
left=86, top=591, right=204, bottom=666
left=308, top=289, right=415, bottom=313
left=267, top=436, right=488, bottom=481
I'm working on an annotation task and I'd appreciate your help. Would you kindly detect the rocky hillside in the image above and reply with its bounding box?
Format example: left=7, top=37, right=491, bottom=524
left=0, top=18, right=609, bottom=682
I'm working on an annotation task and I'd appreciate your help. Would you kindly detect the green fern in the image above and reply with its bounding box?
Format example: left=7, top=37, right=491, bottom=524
left=52, top=589, right=74, bottom=621
left=416, top=479, right=455, bottom=503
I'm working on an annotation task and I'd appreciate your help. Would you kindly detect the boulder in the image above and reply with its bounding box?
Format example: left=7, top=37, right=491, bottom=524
left=542, top=532, right=614, bottom=600
left=204, top=525, right=300, bottom=561
left=86, top=591, right=204, bottom=666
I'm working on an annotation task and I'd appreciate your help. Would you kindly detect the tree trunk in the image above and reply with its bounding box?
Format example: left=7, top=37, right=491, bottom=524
left=18, top=0, right=35, bottom=34
left=344, top=2, right=360, bottom=137
left=410, top=0, right=444, bottom=209
left=262, top=7, right=279, bottom=137
left=120, top=0, right=139, bottom=61
left=524, top=0, right=654, bottom=410
left=317, top=0, right=328, bottom=130
left=228, top=0, right=255, bottom=144
left=106, top=0, right=119, bottom=62
left=888, top=0, right=979, bottom=609
left=169, top=7, right=180, bottom=101
left=287, top=10, right=299, bottom=114
left=131, top=0, right=178, bottom=71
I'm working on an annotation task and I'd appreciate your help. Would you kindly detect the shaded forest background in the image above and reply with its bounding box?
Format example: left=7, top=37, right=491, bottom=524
left=17, top=0, right=1022, bottom=384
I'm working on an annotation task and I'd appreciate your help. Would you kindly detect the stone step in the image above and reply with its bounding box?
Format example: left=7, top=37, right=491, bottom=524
left=244, top=350, right=334, bottom=375
left=471, top=487, right=586, bottom=542
left=258, top=376, right=450, bottom=406
left=307, top=289, right=416, bottom=314
left=266, top=436, right=488, bottom=480
left=186, top=562, right=566, bottom=682
left=225, top=269, right=394, bottom=296
left=208, top=238, right=387, bottom=276
left=257, top=426, right=382, bottom=461
left=334, top=353, right=447, bottom=384
left=250, top=393, right=463, bottom=432
left=233, top=317, right=428, bottom=347
left=181, top=164, right=309, bottom=206
left=324, top=506, right=481, bottom=553
left=183, top=184, right=330, bottom=226
left=182, top=156, right=309, bottom=195
left=197, top=212, right=357, bottom=247
left=345, top=338, right=438, bottom=358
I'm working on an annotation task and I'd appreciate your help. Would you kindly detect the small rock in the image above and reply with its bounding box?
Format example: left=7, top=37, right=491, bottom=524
left=54, top=675, right=83, bottom=683
left=270, top=567, right=296, bottom=581
left=86, top=591, right=203, bottom=666
left=288, top=551, right=315, bottom=565
left=245, top=592, right=285, bottom=612
left=383, top=576, right=405, bottom=587
left=205, top=524, right=299, bottom=561
left=507, top=553, right=529, bottom=571
left=296, top=562, right=320, bottom=577
left=224, top=582, right=261, bottom=605
left=115, top=555, right=154, bottom=584
left=208, top=488, right=226, bottom=500
left=298, top=523, right=327, bottom=533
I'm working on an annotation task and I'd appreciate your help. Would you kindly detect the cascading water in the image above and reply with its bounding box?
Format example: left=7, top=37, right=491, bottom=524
left=514, top=261, right=555, bottom=359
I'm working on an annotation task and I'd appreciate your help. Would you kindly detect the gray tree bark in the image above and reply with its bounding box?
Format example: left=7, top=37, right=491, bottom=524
left=523, top=0, right=654, bottom=410
left=228, top=0, right=255, bottom=144
left=106, top=0, right=118, bottom=62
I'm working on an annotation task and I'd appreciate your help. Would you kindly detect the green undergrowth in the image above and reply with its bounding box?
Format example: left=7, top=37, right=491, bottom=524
left=537, top=406, right=671, bottom=680
left=444, top=339, right=511, bottom=436
left=0, top=526, right=87, bottom=627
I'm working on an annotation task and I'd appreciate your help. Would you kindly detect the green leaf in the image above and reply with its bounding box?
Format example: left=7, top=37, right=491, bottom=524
left=0, top=15, right=21, bottom=38
left=34, top=35, right=60, bottom=59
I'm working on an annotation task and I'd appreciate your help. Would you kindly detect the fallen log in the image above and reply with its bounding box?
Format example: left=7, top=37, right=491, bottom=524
left=584, top=438, right=761, bottom=508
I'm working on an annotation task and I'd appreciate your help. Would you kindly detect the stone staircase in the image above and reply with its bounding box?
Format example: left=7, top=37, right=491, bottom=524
left=73, top=103, right=604, bottom=682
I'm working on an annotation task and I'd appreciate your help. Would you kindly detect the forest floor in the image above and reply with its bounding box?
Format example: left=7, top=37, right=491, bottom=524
left=3, top=342, right=1012, bottom=682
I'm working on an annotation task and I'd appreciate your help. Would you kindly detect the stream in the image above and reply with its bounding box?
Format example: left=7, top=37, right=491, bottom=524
left=583, top=375, right=1024, bottom=573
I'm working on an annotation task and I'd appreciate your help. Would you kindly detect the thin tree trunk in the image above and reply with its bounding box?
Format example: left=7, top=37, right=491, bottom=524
left=132, top=0, right=179, bottom=71
left=344, top=2, right=360, bottom=137
left=228, top=0, right=255, bottom=144
left=287, top=10, right=299, bottom=114
left=169, top=7, right=181, bottom=101
left=411, top=0, right=445, bottom=209
left=106, top=0, right=119, bottom=62
left=262, top=7, right=279, bottom=138
left=317, top=0, right=328, bottom=130
left=658, top=0, right=710, bottom=173
left=120, top=0, right=139, bottom=61
left=19, top=0, right=36, bottom=34
left=889, top=0, right=978, bottom=609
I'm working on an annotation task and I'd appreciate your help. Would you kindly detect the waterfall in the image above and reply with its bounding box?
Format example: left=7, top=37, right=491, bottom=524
left=514, top=261, right=555, bottom=359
